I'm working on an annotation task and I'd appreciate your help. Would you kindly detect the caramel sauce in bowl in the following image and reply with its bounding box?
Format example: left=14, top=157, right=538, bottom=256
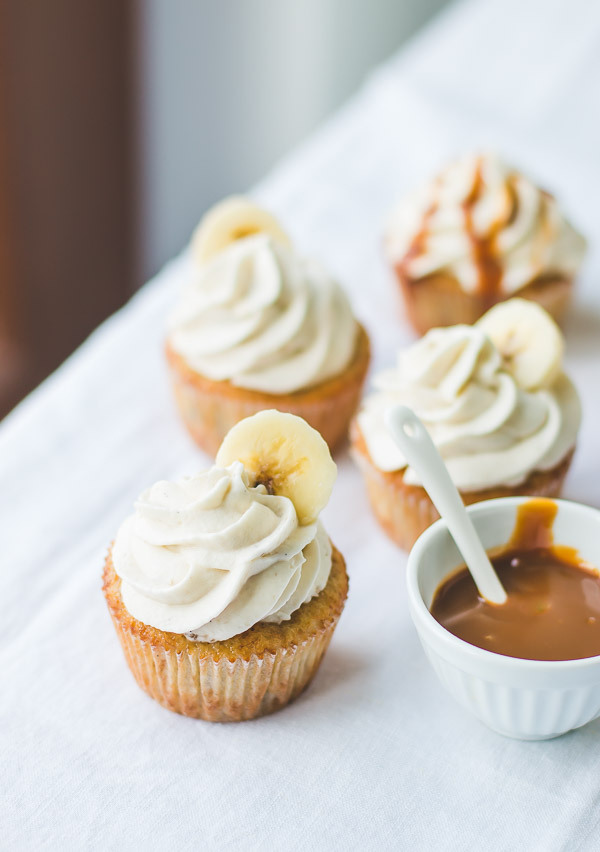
left=406, top=497, right=600, bottom=740
left=431, top=500, right=600, bottom=661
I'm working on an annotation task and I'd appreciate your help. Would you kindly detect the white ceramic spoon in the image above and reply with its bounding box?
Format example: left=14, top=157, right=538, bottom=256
left=385, top=404, right=507, bottom=605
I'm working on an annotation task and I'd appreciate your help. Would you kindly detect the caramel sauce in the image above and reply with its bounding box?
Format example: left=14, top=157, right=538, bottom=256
left=461, top=161, right=503, bottom=303
left=431, top=499, right=600, bottom=661
left=400, top=201, right=438, bottom=278
left=402, top=159, right=515, bottom=303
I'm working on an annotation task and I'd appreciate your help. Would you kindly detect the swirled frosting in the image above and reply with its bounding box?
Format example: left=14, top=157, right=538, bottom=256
left=168, top=233, right=358, bottom=394
left=385, top=154, right=586, bottom=294
left=112, top=462, right=332, bottom=642
left=356, top=325, right=580, bottom=491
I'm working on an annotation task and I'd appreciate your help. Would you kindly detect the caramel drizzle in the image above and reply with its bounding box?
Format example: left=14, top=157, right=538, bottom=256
left=401, top=199, right=439, bottom=274
left=461, top=159, right=503, bottom=302
left=507, top=498, right=581, bottom=567
left=507, top=497, right=557, bottom=550
left=401, top=159, right=519, bottom=301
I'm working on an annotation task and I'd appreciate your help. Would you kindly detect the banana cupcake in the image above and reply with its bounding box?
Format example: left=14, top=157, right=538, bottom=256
left=166, top=197, right=370, bottom=455
left=351, top=299, right=581, bottom=550
left=103, top=411, right=348, bottom=722
left=385, top=153, right=586, bottom=334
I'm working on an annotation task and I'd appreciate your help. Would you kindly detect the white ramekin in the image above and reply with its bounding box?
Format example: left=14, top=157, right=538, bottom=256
left=407, top=496, right=600, bottom=740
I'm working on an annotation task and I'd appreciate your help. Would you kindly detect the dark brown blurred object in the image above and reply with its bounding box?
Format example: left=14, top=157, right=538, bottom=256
left=0, top=0, right=138, bottom=419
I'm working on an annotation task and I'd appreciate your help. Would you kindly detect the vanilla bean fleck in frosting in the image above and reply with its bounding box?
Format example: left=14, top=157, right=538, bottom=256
left=385, top=153, right=586, bottom=295
left=167, top=233, right=358, bottom=394
left=112, top=462, right=332, bottom=642
left=357, top=325, right=580, bottom=492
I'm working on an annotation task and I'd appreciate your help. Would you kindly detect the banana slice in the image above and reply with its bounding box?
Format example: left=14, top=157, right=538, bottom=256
left=215, top=410, right=337, bottom=525
left=477, top=298, right=564, bottom=390
left=191, top=196, right=291, bottom=265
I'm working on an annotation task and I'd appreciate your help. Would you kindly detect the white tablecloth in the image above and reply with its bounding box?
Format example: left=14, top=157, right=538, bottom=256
left=4, top=0, right=600, bottom=848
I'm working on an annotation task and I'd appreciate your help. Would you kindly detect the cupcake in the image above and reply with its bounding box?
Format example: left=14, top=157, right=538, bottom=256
left=103, top=410, right=348, bottom=722
left=166, top=197, right=370, bottom=455
left=385, top=153, right=586, bottom=335
left=351, top=299, right=581, bottom=550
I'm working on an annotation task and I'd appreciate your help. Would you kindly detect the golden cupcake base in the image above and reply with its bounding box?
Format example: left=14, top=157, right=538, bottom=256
left=103, top=544, right=348, bottom=722
left=351, top=422, right=575, bottom=551
left=166, top=325, right=370, bottom=456
left=392, top=270, right=573, bottom=336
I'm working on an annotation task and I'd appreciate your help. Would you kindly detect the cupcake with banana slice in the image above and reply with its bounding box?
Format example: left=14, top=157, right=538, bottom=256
left=385, top=153, right=586, bottom=334
left=166, top=196, right=370, bottom=455
left=351, top=299, right=581, bottom=549
left=103, top=410, right=348, bottom=722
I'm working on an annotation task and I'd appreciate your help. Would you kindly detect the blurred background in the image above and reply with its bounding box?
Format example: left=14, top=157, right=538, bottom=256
left=0, top=0, right=448, bottom=419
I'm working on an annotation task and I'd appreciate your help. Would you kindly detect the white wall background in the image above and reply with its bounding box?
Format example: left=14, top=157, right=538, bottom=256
left=139, top=0, right=449, bottom=279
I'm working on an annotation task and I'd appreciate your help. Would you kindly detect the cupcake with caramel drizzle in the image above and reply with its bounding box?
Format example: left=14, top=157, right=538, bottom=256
left=385, top=154, right=586, bottom=334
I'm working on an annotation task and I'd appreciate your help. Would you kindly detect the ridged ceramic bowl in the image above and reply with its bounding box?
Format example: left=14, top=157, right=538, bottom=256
left=407, top=497, right=600, bottom=740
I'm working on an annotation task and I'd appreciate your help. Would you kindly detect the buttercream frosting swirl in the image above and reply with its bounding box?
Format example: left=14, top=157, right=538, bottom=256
left=112, top=462, right=332, bottom=642
left=168, top=233, right=358, bottom=394
left=385, top=153, right=586, bottom=294
left=357, top=325, right=580, bottom=491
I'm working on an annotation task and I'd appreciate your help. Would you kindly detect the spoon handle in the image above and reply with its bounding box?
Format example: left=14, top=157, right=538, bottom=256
left=385, top=405, right=507, bottom=605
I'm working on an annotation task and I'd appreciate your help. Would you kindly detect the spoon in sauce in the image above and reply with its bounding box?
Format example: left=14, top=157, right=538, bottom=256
left=385, top=405, right=507, bottom=605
